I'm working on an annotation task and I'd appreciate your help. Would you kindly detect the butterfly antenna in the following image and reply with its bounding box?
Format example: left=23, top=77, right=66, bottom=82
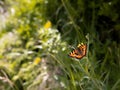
left=68, top=45, right=75, bottom=50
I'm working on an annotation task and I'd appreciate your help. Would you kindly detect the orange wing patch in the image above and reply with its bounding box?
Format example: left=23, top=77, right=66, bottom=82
left=69, top=43, right=87, bottom=59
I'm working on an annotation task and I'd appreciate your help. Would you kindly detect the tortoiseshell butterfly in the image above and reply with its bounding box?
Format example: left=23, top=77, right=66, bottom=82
left=69, top=43, right=87, bottom=59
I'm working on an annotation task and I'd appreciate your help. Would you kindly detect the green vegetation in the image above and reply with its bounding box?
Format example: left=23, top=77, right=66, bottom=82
left=0, top=0, right=120, bottom=90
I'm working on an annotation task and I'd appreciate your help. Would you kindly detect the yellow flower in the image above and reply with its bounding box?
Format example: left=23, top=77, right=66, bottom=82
left=33, top=57, right=41, bottom=65
left=44, top=20, right=52, bottom=29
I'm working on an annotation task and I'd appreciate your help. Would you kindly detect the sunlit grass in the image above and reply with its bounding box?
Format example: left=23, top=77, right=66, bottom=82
left=0, top=0, right=120, bottom=90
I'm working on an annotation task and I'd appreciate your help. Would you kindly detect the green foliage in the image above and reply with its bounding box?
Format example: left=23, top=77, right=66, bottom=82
left=0, top=0, right=66, bottom=90
left=0, top=0, right=120, bottom=90
left=45, top=0, right=120, bottom=89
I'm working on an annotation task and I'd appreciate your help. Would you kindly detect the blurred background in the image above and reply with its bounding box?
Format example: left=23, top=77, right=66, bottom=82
left=0, top=0, right=120, bottom=90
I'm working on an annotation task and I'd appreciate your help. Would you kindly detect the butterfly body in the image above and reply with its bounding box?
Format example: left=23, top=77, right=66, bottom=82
left=69, top=43, right=87, bottom=59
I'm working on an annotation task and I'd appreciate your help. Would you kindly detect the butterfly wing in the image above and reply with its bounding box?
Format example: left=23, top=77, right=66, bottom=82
left=69, top=43, right=87, bottom=59
left=76, top=44, right=87, bottom=59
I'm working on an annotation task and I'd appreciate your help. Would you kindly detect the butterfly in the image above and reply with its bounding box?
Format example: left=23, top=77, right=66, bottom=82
left=69, top=43, right=87, bottom=59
